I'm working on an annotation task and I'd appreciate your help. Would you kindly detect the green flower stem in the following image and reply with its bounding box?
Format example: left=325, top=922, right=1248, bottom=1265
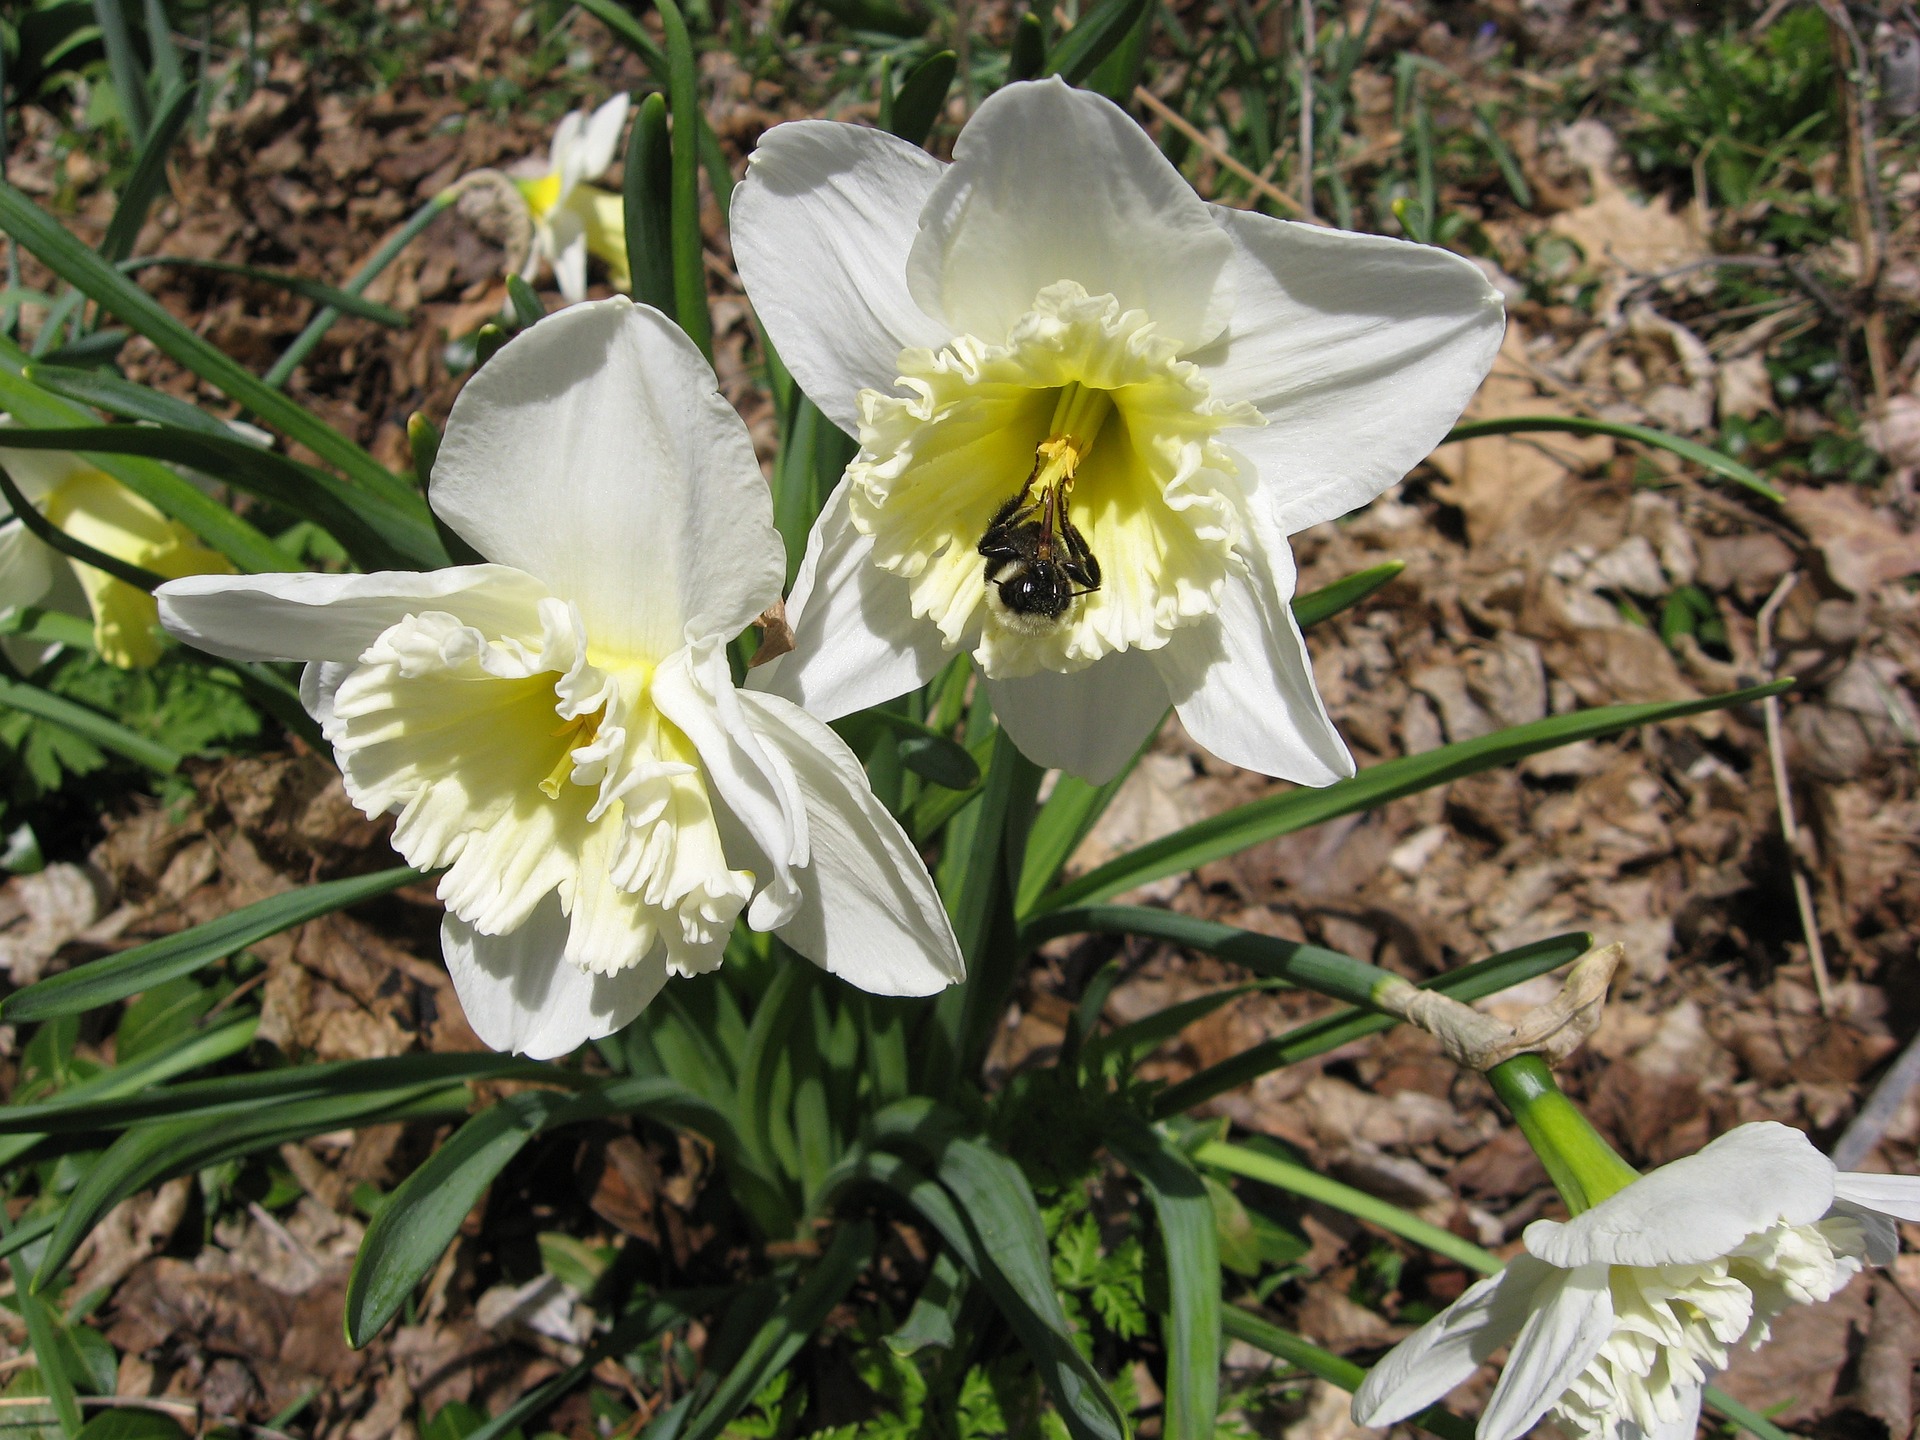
left=1486, top=1054, right=1639, bottom=1215
left=264, top=189, right=458, bottom=390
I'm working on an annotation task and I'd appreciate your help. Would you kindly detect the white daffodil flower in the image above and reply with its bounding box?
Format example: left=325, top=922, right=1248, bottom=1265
left=732, top=78, right=1504, bottom=783
left=157, top=299, right=963, bottom=1059
left=518, top=94, right=631, bottom=303
left=0, top=437, right=233, bottom=669
left=1353, top=1122, right=1920, bottom=1440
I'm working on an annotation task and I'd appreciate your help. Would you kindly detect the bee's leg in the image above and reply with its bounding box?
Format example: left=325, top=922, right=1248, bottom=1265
left=1058, top=488, right=1102, bottom=592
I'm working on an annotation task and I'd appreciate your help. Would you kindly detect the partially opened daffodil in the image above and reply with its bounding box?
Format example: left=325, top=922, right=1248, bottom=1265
left=158, top=299, right=962, bottom=1059
left=518, top=94, right=631, bottom=304
left=1354, top=1122, right=1920, bottom=1440
left=733, top=78, right=1504, bottom=783
left=0, top=438, right=233, bottom=668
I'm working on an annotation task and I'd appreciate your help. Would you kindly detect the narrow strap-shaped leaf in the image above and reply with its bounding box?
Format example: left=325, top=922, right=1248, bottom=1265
left=888, top=1247, right=965, bottom=1354
left=1104, top=1116, right=1218, bottom=1440
left=856, top=1148, right=1128, bottom=1440
left=1153, top=932, right=1593, bottom=1117
left=91, top=0, right=151, bottom=137
left=1012, top=562, right=1402, bottom=912
left=1084, top=982, right=1268, bottom=1075
left=1, top=865, right=424, bottom=1020
left=0, top=1011, right=256, bottom=1167
left=1222, top=1307, right=1475, bottom=1440
left=0, top=180, right=414, bottom=507
left=100, top=82, right=196, bottom=263
left=1197, top=1138, right=1500, bottom=1274
left=1042, top=0, right=1152, bottom=83
left=35, top=1081, right=474, bottom=1288
left=0, top=423, right=443, bottom=571
left=0, top=674, right=182, bottom=773
left=735, top=961, right=804, bottom=1181
left=623, top=91, right=675, bottom=317
left=834, top=709, right=980, bottom=792
left=0, top=607, right=93, bottom=650
left=348, top=1084, right=595, bottom=1345
left=1703, top=1388, right=1801, bottom=1440
left=1291, top=560, right=1404, bottom=629
left=1027, top=907, right=1389, bottom=1007
left=0, top=1211, right=58, bottom=1263
left=678, top=1221, right=877, bottom=1440
left=930, top=733, right=1044, bottom=1088
left=886, top=51, right=956, bottom=145
left=571, top=0, right=668, bottom=72
left=12, top=1258, right=85, bottom=1432
left=1443, top=415, right=1781, bottom=503
left=0, top=366, right=298, bottom=573
left=0, top=1052, right=547, bottom=1135
left=265, top=189, right=458, bottom=389
left=122, top=257, right=409, bottom=326
left=27, top=361, right=250, bottom=437
left=503, top=274, right=545, bottom=330
left=1035, top=680, right=1791, bottom=913
left=655, top=0, right=710, bottom=360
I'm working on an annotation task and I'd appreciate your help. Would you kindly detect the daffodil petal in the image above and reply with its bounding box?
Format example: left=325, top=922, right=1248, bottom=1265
left=574, top=94, right=630, bottom=187
left=1351, top=1259, right=1550, bottom=1427
left=1157, top=529, right=1352, bottom=785
left=1827, top=1199, right=1901, bottom=1266
left=904, top=78, right=1233, bottom=351
left=736, top=688, right=964, bottom=996
left=1478, top=1262, right=1616, bottom=1440
left=654, top=637, right=807, bottom=932
left=1643, top=1383, right=1706, bottom=1440
left=547, top=108, right=585, bottom=184
left=1832, top=1171, right=1920, bottom=1222
left=986, top=646, right=1169, bottom=784
left=0, top=518, right=55, bottom=610
left=442, top=899, right=668, bottom=1059
left=1189, top=208, right=1504, bottom=536
left=431, top=298, right=783, bottom=662
left=551, top=230, right=589, bottom=304
left=732, top=119, right=948, bottom=434
left=156, top=566, right=554, bottom=663
left=1525, top=1123, right=1837, bottom=1270
left=750, top=477, right=947, bottom=721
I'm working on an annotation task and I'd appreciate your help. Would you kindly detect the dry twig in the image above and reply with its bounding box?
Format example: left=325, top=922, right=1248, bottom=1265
left=1757, top=572, right=1833, bottom=1015
left=1131, top=87, right=1309, bottom=217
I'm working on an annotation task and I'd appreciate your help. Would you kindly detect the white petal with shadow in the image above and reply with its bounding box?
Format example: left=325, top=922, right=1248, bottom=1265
left=736, top=689, right=962, bottom=996
left=431, top=299, right=783, bottom=662
left=157, top=566, right=553, bottom=663
left=905, top=79, right=1233, bottom=351
left=986, top=646, right=1169, bottom=784
left=749, top=477, right=947, bottom=720
left=1156, top=529, right=1351, bottom=785
left=442, top=898, right=668, bottom=1059
left=1189, top=209, right=1504, bottom=537
left=1478, top=1262, right=1615, bottom=1440
left=732, top=120, right=948, bottom=434
left=1352, top=1258, right=1551, bottom=1426
left=1525, top=1122, right=1837, bottom=1270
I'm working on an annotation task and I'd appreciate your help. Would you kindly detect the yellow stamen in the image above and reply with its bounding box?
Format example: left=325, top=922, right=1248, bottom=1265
left=1010, top=382, right=1114, bottom=512
left=538, top=706, right=604, bottom=799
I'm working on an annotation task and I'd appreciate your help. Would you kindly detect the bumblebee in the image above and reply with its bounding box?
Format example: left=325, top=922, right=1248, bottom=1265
left=978, top=468, right=1102, bottom=633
